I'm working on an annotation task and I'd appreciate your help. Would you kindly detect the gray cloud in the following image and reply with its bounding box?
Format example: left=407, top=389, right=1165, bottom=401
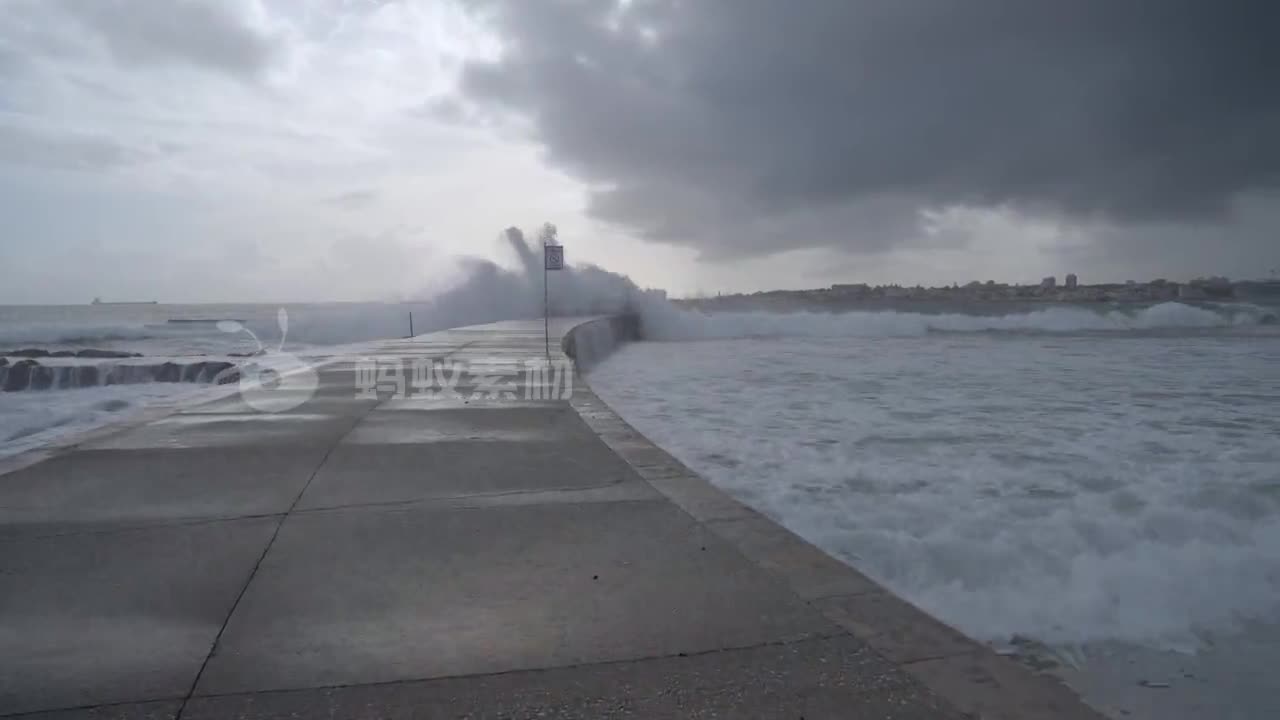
left=52, top=0, right=277, bottom=77
left=323, top=189, right=380, bottom=210
left=0, top=44, right=19, bottom=76
left=0, top=123, right=161, bottom=171
left=459, top=0, right=1280, bottom=259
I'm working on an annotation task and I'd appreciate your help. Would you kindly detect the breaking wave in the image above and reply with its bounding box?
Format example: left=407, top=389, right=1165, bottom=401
left=404, top=232, right=1274, bottom=341
left=587, top=330, right=1280, bottom=656
left=639, top=301, right=1276, bottom=340
left=0, top=323, right=167, bottom=346
left=7, top=233, right=1270, bottom=352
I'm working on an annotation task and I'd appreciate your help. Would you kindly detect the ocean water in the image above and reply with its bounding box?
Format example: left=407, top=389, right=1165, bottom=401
left=0, top=302, right=429, bottom=356
left=0, top=302, right=435, bottom=458
left=0, top=228, right=665, bottom=460
left=590, top=304, right=1280, bottom=719
left=4, top=290, right=1280, bottom=716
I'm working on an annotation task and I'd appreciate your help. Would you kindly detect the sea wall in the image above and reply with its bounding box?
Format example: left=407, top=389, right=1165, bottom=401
left=560, top=314, right=639, bottom=370
left=560, top=314, right=1105, bottom=720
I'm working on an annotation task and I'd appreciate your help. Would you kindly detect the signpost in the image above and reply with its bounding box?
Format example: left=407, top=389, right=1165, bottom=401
left=543, top=241, right=564, bottom=359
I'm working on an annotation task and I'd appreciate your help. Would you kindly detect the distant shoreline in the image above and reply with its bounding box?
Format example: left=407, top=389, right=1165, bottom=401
left=678, top=278, right=1280, bottom=313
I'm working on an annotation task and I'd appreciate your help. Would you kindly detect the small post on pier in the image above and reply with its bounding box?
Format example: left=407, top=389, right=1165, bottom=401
left=408, top=311, right=414, bottom=338
left=542, top=224, right=564, bottom=360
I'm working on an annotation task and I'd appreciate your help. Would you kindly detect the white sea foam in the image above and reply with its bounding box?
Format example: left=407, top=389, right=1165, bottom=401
left=0, top=322, right=183, bottom=346
left=639, top=301, right=1274, bottom=341
left=588, top=333, right=1280, bottom=655
left=2, top=226, right=1273, bottom=471
left=0, top=383, right=211, bottom=458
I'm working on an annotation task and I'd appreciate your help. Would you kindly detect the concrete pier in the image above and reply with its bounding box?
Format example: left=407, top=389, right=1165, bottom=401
left=0, top=318, right=1102, bottom=719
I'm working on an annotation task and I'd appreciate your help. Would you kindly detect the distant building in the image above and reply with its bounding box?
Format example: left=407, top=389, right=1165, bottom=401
left=1189, top=276, right=1234, bottom=298
left=830, top=283, right=870, bottom=296
left=1178, top=284, right=1208, bottom=300
left=1040, top=276, right=1057, bottom=290
left=1065, top=273, right=1079, bottom=290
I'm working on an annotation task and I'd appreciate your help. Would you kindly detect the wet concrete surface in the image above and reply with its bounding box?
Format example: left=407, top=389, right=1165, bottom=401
left=0, top=318, right=1096, bottom=719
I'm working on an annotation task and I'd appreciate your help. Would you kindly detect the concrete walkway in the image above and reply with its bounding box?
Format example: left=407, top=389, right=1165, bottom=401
left=0, top=318, right=1101, bottom=719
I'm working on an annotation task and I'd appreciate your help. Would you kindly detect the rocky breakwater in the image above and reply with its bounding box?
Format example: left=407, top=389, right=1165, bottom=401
left=0, top=349, right=241, bottom=392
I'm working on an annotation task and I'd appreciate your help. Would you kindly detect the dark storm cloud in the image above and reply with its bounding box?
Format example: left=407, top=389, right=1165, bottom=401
left=52, top=0, right=277, bottom=78
left=460, top=0, right=1280, bottom=258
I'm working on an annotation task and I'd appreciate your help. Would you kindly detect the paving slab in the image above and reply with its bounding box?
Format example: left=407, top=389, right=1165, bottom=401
left=708, top=515, right=883, bottom=600
left=79, top=413, right=357, bottom=451
left=813, top=591, right=977, bottom=664
left=905, top=650, right=1106, bottom=720
left=177, top=392, right=378, bottom=417
left=184, top=635, right=962, bottom=720
left=341, top=406, right=591, bottom=445
left=377, top=397, right=563, bottom=410
left=0, top=317, right=1101, bottom=719
left=0, top=447, right=326, bottom=536
left=297, top=438, right=640, bottom=510
left=0, top=518, right=277, bottom=716
left=195, top=500, right=835, bottom=695
left=4, top=701, right=180, bottom=720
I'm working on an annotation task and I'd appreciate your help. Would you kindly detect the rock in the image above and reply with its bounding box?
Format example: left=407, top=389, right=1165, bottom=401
left=29, top=365, right=56, bottom=390
left=76, top=349, right=142, bottom=359
left=0, top=348, right=140, bottom=359
left=202, top=361, right=237, bottom=383
left=180, top=362, right=204, bottom=383
left=103, top=364, right=149, bottom=386
left=0, top=358, right=7, bottom=368
left=3, top=359, right=38, bottom=391
left=156, top=362, right=182, bottom=383
left=76, top=365, right=100, bottom=387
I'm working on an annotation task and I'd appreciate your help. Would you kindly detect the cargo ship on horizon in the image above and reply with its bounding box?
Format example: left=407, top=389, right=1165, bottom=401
left=90, top=297, right=159, bottom=306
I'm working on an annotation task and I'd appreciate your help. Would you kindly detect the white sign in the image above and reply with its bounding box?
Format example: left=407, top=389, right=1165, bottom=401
left=544, top=244, right=564, bottom=271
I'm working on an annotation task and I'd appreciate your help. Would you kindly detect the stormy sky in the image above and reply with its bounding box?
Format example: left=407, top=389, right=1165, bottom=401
left=1, top=0, right=1277, bottom=303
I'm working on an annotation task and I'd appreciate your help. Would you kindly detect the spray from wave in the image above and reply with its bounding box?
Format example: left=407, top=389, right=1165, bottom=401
left=5, top=229, right=1270, bottom=351
left=407, top=227, right=658, bottom=325
left=400, top=227, right=1275, bottom=342
left=2, top=227, right=1274, bottom=460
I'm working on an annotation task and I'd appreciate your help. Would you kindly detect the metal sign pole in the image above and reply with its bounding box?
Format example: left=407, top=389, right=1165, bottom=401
left=544, top=254, right=550, bottom=359
left=542, top=241, right=563, bottom=361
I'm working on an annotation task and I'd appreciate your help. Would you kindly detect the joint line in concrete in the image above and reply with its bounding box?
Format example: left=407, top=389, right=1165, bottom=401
left=172, top=403, right=380, bottom=720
